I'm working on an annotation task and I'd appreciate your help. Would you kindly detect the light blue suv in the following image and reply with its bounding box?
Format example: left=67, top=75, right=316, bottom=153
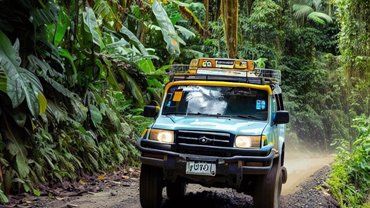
left=137, top=58, right=289, bottom=208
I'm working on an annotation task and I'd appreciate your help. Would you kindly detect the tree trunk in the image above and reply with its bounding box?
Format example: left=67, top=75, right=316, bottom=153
left=221, top=0, right=238, bottom=58
left=204, top=0, right=209, bottom=34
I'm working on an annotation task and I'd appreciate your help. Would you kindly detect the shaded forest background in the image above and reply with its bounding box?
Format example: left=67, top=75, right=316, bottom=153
left=0, top=0, right=368, bottom=207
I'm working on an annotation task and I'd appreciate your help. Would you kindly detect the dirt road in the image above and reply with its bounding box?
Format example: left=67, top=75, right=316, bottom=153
left=29, top=151, right=335, bottom=208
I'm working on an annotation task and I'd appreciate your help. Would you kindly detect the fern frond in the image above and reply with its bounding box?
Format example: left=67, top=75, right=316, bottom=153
left=308, top=11, right=333, bottom=25
left=312, top=0, right=322, bottom=11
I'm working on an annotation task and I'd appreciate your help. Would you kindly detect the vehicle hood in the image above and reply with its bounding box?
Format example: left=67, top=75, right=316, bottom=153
left=152, top=115, right=268, bottom=136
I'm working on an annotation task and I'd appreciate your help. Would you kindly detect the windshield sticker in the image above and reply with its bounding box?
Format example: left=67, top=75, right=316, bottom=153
left=178, top=86, right=201, bottom=92
left=256, top=100, right=266, bottom=110
left=172, top=91, right=183, bottom=102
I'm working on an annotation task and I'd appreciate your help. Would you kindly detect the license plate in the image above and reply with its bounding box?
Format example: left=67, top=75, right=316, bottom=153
left=186, top=161, right=216, bottom=176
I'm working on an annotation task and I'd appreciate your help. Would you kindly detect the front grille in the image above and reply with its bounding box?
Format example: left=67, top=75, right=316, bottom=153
left=176, top=130, right=232, bottom=147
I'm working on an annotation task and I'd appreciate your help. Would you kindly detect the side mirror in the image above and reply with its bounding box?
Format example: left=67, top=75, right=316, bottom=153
left=143, top=105, right=159, bottom=118
left=273, top=111, right=289, bottom=125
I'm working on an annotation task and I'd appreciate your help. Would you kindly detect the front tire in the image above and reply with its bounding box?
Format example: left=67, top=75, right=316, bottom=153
left=253, top=158, right=283, bottom=208
left=140, top=164, right=163, bottom=208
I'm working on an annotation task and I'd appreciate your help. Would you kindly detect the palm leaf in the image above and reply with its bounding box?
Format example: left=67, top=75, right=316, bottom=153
left=0, top=31, right=45, bottom=116
left=292, top=4, right=314, bottom=19
left=307, top=11, right=333, bottom=25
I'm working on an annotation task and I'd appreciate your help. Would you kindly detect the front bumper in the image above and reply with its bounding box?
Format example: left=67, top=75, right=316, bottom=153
left=137, top=138, right=277, bottom=178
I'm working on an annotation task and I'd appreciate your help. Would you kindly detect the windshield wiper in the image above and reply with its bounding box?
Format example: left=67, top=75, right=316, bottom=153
left=187, top=112, right=224, bottom=117
left=233, top=114, right=262, bottom=120
left=162, top=112, right=186, bottom=116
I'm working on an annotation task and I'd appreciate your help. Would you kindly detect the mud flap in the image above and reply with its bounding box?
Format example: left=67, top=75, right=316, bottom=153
left=281, top=166, right=288, bottom=184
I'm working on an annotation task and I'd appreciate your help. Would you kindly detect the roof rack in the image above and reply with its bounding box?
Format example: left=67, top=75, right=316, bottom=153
left=169, top=58, right=281, bottom=85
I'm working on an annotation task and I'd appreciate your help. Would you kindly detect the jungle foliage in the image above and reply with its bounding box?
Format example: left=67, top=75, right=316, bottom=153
left=0, top=0, right=204, bottom=202
left=326, top=0, right=370, bottom=207
left=0, top=0, right=368, bottom=206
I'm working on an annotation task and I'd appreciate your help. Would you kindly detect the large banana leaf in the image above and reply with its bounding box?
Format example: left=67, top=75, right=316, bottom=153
left=175, top=25, right=196, bottom=40
left=83, top=7, right=105, bottom=50
left=119, top=26, right=149, bottom=56
left=0, top=31, right=46, bottom=116
left=152, top=0, right=185, bottom=57
left=135, top=58, right=156, bottom=73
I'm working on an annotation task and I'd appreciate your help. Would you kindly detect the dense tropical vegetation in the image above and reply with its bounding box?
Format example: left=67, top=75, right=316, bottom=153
left=0, top=0, right=368, bottom=206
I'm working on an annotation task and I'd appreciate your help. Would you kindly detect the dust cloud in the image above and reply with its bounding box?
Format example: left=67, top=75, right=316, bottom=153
left=282, top=140, right=334, bottom=195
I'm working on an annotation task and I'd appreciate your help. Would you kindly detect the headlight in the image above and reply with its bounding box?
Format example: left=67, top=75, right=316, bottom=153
left=234, top=136, right=264, bottom=148
left=148, top=129, right=174, bottom=144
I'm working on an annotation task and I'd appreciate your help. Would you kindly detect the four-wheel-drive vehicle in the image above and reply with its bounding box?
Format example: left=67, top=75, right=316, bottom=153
left=137, top=58, right=289, bottom=208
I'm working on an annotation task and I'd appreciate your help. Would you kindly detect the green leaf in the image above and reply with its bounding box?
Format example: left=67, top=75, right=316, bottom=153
left=293, top=4, right=314, bottom=19
left=0, top=67, right=6, bottom=92
left=89, top=105, right=103, bottom=127
left=54, top=9, right=69, bottom=45
left=46, top=101, right=68, bottom=123
left=3, top=118, right=30, bottom=179
left=30, top=1, right=58, bottom=27
left=58, top=49, right=77, bottom=81
left=28, top=55, right=77, bottom=99
left=119, top=26, right=148, bottom=56
left=307, top=12, right=333, bottom=25
left=0, top=31, right=44, bottom=116
left=33, top=188, right=41, bottom=197
left=118, top=69, right=144, bottom=105
left=175, top=25, right=196, bottom=40
left=135, top=58, right=156, bottom=73
left=94, top=0, right=118, bottom=23
left=152, top=0, right=184, bottom=57
left=83, top=7, right=105, bottom=49
left=0, top=189, right=8, bottom=204
left=38, top=92, right=47, bottom=114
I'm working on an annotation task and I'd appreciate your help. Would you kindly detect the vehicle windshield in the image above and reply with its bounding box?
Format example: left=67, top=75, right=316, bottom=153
left=162, top=85, right=269, bottom=121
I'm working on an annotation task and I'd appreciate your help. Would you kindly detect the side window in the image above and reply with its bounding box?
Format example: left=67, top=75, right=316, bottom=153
left=272, top=96, right=277, bottom=113
left=275, top=93, right=284, bottom=111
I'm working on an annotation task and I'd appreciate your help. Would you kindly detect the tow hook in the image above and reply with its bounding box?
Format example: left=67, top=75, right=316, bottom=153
left=282, top=166, right=288, bottom=184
